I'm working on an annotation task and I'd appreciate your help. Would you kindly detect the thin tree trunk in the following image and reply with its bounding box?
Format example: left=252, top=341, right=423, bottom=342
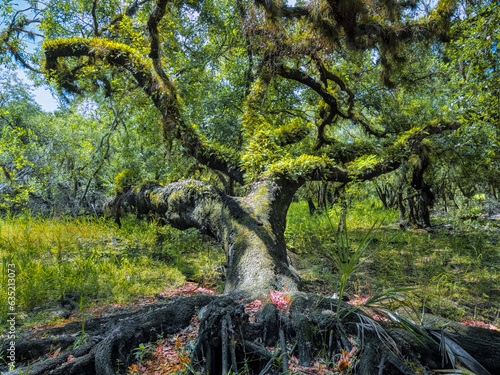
left=397, top=192, right=405, bottom=224
left=307, top=198, right=317, bottom=216
left=375, top=184, right=388, bottom=209
left=408, top=196, right=416, bottom=225
left=318, top=182, right=329, bottom=211
left=418, top=184, right=434, bottom=227
left=337, top=186, right=347, bottom=233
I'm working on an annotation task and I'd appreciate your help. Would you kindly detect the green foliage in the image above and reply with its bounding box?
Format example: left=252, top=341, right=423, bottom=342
left=0, top=73, right=200, bottom=212
left=286, top=196, right=500, bottom=324
left=132, top=343, right=153, bottom=362
left=432, top=2, right=500, bottom=197
left=347, top=154, right=382, bottom=176
left=324, top=216, right=378, bottom=315
left=446, top=2, right=500, bottom=124
left=0, top=214, right=225, bottom=328
left=0, top=76, right=43, bottom=207
left=114, top=168, right=140, bottom=193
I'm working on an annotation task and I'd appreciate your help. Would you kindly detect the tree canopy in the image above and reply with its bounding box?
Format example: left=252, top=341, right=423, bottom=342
left=1, top=0, right=478, bottom=191
left=0, top=0, right=499, bottom=284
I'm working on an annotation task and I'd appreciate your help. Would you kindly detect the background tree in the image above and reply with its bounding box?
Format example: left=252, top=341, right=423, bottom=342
left=441, top=0, right=500, bottom=203
left=0, top=75, right=46, bottom=209
left=0, top=73, right=194, bottom=214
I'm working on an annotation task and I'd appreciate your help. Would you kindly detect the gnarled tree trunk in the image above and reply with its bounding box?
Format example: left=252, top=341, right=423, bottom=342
left=110, top=178, right=301, bottom=297
left=7, top=179, right=500, bottom=375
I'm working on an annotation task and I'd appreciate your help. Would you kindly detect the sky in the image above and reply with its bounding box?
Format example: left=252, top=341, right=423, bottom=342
left=2, top=0, right=60, bottom=112
left=17, top=70, right=60, bottom=112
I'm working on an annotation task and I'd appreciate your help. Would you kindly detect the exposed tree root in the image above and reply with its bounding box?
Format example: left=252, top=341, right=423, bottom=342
left=3, top=294, right=500, bottom=375
left=192, top=294, right=500, bottom=375
left=1, top=295, right=215, bottom=375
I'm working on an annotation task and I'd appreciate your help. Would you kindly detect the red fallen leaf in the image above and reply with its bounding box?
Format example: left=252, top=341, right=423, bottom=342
left=63, top=355, right=75, bottom=365
left=48, top=348, right=61, bottom=359
left=460, top=318, right=499, bottom=331
left=245, top=299, right=263, bottom=314
left=347, top=294, right=369, bottom=306
left=269, top=290, right=290, bottom=313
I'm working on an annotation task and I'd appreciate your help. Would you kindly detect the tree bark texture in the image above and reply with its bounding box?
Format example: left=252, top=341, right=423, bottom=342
left=109, top=179, right=300, bottom=297
left=3, top=293, right=500, bottom=375
left=1, top=295, right=216, bottom=375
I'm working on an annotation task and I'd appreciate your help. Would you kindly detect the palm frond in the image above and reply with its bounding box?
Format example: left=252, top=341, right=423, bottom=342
left=364, top=286, right=415, bottom=308
left=372, top=307, right=436, bottom=345
left=430, top=331, right=492, bottom=375
left=355, top=313, right=400, bottom=355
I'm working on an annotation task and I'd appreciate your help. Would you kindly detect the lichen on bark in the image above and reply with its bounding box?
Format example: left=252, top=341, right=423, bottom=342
left=108, top=178, right=300, bottom=297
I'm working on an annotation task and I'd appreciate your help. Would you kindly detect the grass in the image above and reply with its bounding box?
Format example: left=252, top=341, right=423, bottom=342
left=1, top=195, right=499, bottom=332
left=286, top=198, right=500, bottom=325
left=0, top=214, right=225, bottom=329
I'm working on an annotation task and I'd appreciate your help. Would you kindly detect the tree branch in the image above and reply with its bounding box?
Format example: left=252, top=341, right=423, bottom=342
left=276, top=65, right=340, bottom=114
left=315, top=110, right=337, bottom=149
left=7, top=46, right=43, bottom=73
left=315, top=58, right=387, bottom=138
left=253, top=0, right=456, bottom=47
left=147, top=0, right=176, bottom=97
left=275, top=64, right=384, bottom=148
left=1, top=12, right=43, bottom=73
left=91, top=0, right=100, bottom=36
left=266, top=120, right=461, bottom=183
left=101, top=0, right=152, bottom=35
left=44, top=38, right=244, bottom=184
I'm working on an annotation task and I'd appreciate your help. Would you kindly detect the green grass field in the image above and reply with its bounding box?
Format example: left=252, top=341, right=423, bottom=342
left=287, top=199, right=500, bottom=323
left=1, top=198, right=499, bottom=331
left=0, top=214, right=225, bottom=328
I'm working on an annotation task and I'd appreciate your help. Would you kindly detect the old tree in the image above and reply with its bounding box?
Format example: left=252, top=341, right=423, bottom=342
left=2, top=0, right=500, bottom=374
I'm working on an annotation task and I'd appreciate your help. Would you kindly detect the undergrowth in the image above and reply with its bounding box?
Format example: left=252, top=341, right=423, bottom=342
left=286, top=199, right=500, bottom=325
left=0, top=214, right=224, bottom=329
left=0, top=196, right=498, bottom=333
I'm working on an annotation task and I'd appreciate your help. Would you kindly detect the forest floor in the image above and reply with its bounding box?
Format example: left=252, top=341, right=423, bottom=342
left=1, top=198, right=499, bottom=373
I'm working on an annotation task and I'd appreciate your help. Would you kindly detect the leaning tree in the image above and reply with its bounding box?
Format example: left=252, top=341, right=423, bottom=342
left=2, top=0, right=500, bottom=374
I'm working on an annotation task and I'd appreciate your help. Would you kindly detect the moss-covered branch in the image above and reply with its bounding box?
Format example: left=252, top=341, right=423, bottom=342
left=44, top=38, right=166, bottom=108
left=110, top=179, right=300, bottom=296
left=274, top=63, right=384, bottom=150
left=261, top=120, right=460, bottom=183
left=147, top=0, right=177, bottom=97
left=43, top=37, right=244, bottom=184
left=254, top=0, right=458, bottom=48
